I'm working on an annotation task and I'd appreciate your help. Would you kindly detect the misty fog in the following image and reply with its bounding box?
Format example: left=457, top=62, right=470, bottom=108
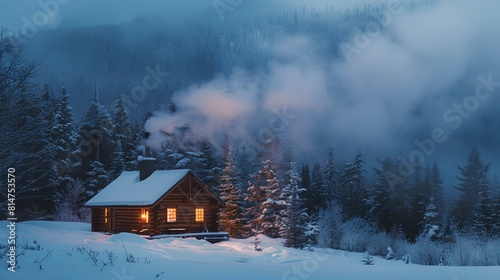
left=2, top=0, right=500, bottom=187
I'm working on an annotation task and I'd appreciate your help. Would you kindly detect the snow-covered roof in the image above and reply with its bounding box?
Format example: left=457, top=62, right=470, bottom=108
left=85, top=169, right=191, bottom=207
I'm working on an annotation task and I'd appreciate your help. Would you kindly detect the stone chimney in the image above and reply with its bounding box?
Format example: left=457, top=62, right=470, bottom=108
left=138, top=156, right=156, bottom=181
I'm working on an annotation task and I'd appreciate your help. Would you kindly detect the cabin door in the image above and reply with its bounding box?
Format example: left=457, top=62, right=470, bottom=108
left=104, top=208, right=116, bottom=232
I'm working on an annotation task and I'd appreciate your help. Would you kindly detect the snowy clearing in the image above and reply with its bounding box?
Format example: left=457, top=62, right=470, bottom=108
left=0, top=221, right=499, bottom=280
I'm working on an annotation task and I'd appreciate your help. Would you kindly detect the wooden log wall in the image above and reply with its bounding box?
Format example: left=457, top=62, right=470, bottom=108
left=153, top=178, right=221, bottom=234
left=112, top=208, right=144, bottom=233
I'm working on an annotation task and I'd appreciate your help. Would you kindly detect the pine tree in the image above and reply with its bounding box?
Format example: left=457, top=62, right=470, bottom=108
left=339, top=152, right=367, bottom=219
left=245, top=160, right=282, bottom=238
left=323, top=147, right=338, bottom=201
left=112, top=96, right=131, bottom=144
left=429, top=162, right=444, bottom=209
left=362, top=251, right=374, bottom=265
left=306, top=162, right=327, bottom=214
left=156, top=146, right=175, bottom=170
left=77, top=89, right=115, bottom=180
left=420, top=196, right=442, bottom=241
left=300, top=164, right=311, bottom=190
left=408, top=159, right=427, bottom=241
left=410, top=162, right=443, bottom=241
left=369, top=158, right=395, bottom=232
left=472, top=184, right=495, bottom=238
left=110, top=141, right=126, bottom=178
left=84, top=161, right=110, bottom=200
left=234, top=144, right=256, bottom=193
left=259, top=160, right=283, bottom=238
left=171, top=150, right=194, bottom=169
left=52, top=86, right=79, bottom=203
left=218, top=145, right=245, bottom=238
left=198, top=142, right=222, bottom=193
left=251, top=224, right=263, bottom=252
left=453, top=147, right=490, bottom=228
left=282, top=162, right=308, bottom=248
left=389, top=157, right=412, bottom=238
left=125, top=122, right=142, bottom=170
left=245, top=169, right=267, bottom=234
left=110, top=96, right=130, bottom=177
left=40, top=85, right=59, bottom=214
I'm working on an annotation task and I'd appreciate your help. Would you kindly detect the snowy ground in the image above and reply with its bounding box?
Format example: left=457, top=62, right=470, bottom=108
left=0, top=221, right=499, bottom=280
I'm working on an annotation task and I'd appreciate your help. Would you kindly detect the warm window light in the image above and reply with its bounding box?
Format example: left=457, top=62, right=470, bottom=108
left=195, top=208, right=204, bottom=222
left=167, top=208, right=176, bottom=223
left=141, top=209, right=149, bottom=223
left=104, top=208, right=108, bottom=223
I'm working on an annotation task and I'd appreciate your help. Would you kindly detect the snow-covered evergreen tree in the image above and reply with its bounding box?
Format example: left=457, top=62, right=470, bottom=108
left=156, top=146, right=175, bottom=170
left=112, top=96, right=131, bottom=145
left=281, top=162, right=308, bottom=248
left=472, top=184, right=495, bottom=238
left=411, top=162, right=444, bottom=239
left=125, top=122, right=142, bottom=170
left=39, top=85, right=59, bottom=212
left=78, top=89, right=115, bottom=178
left=110, top=96, right=131, bottom=177
left=305, top=162, right=327, bottom=214
left=52, top=86, right=79, bottom=202
left=323, top=147, right=338, bottom=201
left=218, top=145, right=245, bottom=238
left=198, top=142, right=222, bottom=193
left=420, top=196, right=442, bottom=241
left=368, top=158, right=394, bottom=232
left=453, top=147, right=490, bottom=228
left=408, top=159, right=427, bottom=241
left=429, top=162, right=444, bottom=210
left=110, top=141, right=126, bottom=178
left=259, top=160, right=283, bottom=238
left=245, top=173, right=267, bottom=234
left=300, top=164, right=311, bottom=190
left=251, top=224, right=263, bottom=252
left=340, top=152, right=367, bottom=219
left=234, top=144, right=256, bottom=194
left=171, top=151, right=190, bottom=169
left=84, top=161, right=110, bottom=200
left=245, top=160, right=282, bottom=238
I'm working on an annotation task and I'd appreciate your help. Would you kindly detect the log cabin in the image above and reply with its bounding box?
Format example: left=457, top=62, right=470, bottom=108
left=85, top=157, right=225, bottom=236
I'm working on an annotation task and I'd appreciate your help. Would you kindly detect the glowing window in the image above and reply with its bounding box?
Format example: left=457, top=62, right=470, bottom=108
left=104, top=208, right=108, bottom=223
left=195, top=208, right=204, bottom=222
left=141, top=209, right=149, bottom=223
left=167, top=208, right=177, bottom=223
